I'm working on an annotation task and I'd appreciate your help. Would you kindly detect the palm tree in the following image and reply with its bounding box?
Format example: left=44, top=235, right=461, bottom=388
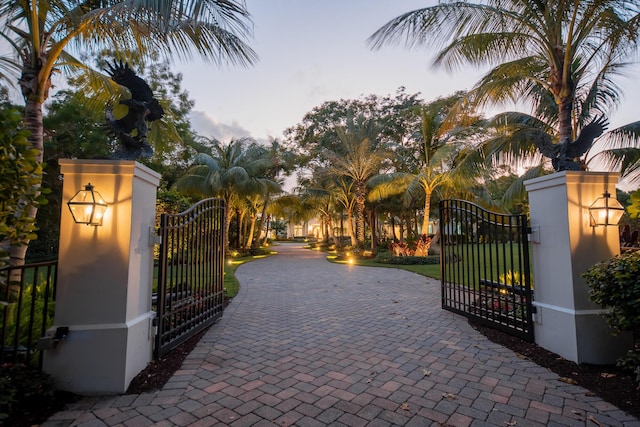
left=324, top=117, right=389, bottom=250
left=255, top=137, right=297, bottom=246
left=369, top=93, right=485, bottom=235
left=175, top=138, right=280, bottom=251
left=268, top=193, right=319, bottom=239
left=369, top=1, right=640, bottom=177
left=299, top=169, right=354, bottom=247
left=0, top=0, right=257, bottom=265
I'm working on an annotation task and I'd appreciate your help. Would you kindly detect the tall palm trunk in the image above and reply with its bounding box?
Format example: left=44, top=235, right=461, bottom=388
left=354, top=181, right=366, bottom=249
left=223, top=202, right=232, bottom=252
left=255, top=197, right=270, bottom=247
left=245, top=212, right=258, bottom=249
left=369, top=208, right=376, bottom=252
left=421, top=188, right=432, bottom=235
left=557, top=95, right=574, bottom=143
left=346, top=209, right=357, bottom=247
left=261, top=214, right=271, bottom=246
left=325, top=214, right=337, bottom=246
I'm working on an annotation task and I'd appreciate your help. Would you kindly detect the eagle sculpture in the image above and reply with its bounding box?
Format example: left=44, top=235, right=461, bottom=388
left=532, top=116, right=608, bottom=171
left=105, top=61, right=164, bottom=159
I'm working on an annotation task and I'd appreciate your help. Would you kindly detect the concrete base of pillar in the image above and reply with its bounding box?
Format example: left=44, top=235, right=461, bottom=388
left=44, top=312, right=155, bottom=395
left=533, top=301, right=633, bottom=364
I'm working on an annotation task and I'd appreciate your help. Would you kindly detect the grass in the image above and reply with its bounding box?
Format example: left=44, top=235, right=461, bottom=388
left=150, top=251, right=275, bottom=299
left=440, top=242, right=533, bottom=287
left=325, top=242, right=531, bottom=284
left=326, top=254, right=442, bottom=280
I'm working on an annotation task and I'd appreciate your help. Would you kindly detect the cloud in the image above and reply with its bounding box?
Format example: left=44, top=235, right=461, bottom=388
left=189, top=110, right=252, bottom=141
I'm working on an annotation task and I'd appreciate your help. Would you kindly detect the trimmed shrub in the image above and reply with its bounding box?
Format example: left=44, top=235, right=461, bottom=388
left=375, top=253, right=440, bottom=265
left=583, top=250, right=640, bottom=331
left=584, top=250, right=640, bottom=385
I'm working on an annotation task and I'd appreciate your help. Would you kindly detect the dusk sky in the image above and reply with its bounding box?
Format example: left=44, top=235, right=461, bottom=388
left=176, top=0, right=640, bottom=146
left=176, top=0, right=485, bottom=142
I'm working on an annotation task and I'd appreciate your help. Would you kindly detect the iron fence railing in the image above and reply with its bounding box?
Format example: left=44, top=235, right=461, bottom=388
left=0, top=260, right=57, bottom=369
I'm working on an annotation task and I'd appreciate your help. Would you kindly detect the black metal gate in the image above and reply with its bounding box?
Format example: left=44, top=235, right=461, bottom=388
left=155, top=198, right=226, bottom=357
left=439, top=199, right=534, bottom=341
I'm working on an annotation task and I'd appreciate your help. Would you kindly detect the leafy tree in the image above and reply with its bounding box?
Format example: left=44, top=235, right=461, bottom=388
left=0, top=108, right=47, bottom=266
left=369, top=1, right=640, bottom=182
left=0, top=0, right=257, bottom=265
left=285, top=88, right=422, bottom=167
left=628, top=189, right=640, bottom=218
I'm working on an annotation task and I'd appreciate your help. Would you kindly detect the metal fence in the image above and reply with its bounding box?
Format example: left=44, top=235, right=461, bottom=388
left=0, top=260, right=57, bottom=369
left=439, top=199, right=534, bottom=341
left=154, top=198, right=226, bottom=357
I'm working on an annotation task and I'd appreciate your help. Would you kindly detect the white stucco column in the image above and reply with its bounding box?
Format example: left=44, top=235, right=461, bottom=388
left=44, top=160, right=160, bottom=394
left=524, top=171, right=633, bottom=364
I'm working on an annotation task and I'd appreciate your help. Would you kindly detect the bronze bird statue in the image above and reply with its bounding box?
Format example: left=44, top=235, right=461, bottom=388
left=105, top=61, right=164, bottom=159
left=532, top=116, right=608, bottom=171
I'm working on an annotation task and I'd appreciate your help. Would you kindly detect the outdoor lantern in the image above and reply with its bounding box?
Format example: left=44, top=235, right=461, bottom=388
left=588, top=191, right=625, bottom=227
left=67, top=183, right=108, bottom=226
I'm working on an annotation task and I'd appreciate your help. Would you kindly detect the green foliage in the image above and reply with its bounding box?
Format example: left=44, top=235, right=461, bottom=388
left=616, top=350, right=640, bottom=384
left=156, top=189, right=193, bottom=217
left=583, top=250, right=640, bottom=331
left=0, top=108, right=48, bottom=266
left=627, top=189, right=640, bottom=219
left=499, top=270, right=522, bottom=286
left=375, top=252, right=440, bottom=265
left=0, top=363, right=55, bottom=422
left=270, top=219, right=287, bottom=237
left=1, top=281, right=55, bottom=357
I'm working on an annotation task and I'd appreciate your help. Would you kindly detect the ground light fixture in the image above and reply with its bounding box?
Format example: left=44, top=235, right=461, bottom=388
left=588, top=191, right=625, bottom=227
left=67, top=183, right=108, bottom=226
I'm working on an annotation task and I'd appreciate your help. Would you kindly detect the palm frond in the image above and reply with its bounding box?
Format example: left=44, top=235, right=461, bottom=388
left=367, top=173, right=413, bottom=201
left=501, top=163, right=548, bottom=209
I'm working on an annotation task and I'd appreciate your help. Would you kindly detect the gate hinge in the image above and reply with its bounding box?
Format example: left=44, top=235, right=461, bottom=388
left=528, top=225, right=540, bottom=244
left=149, top=227, right=162, bottom=246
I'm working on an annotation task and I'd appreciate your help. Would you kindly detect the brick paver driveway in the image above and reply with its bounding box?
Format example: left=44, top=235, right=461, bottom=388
left=45, top=243, right=639, bottom=426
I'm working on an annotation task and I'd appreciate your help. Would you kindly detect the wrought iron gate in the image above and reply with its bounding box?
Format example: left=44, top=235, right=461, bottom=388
left=439, top=199, right=534, bottom=341
left=155, top=198, right=226, bottom=357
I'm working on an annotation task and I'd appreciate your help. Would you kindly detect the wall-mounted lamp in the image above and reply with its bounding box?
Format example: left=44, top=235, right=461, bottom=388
left=589, top=191, right=625, bottom=227
left=67, top=183, right=108, bottom=226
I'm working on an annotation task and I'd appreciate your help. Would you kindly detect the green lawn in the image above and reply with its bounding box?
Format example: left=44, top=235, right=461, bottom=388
left=325, top=242, right=532, bottom=285
left=440, top=242, right=533, bottom=287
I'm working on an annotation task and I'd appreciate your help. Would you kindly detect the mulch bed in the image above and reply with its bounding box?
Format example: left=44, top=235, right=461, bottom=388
left=126, top=328, right=207, bottom=394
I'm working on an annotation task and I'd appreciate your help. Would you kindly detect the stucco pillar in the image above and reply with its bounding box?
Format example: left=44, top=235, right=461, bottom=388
left=43, top=160, right=160, bottom=394
left=524, top=171, right=633, bottom=364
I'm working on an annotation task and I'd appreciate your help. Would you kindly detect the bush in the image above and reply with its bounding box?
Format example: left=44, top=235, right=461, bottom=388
left=583, top=250, right=640, bottom=331
left=375, top=253, right=440, bottom=265
left=584, top=250, right=640, bottom=385
left=0, top=108, right=48, bottom=267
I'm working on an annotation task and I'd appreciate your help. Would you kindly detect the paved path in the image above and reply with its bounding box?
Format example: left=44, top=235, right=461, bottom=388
left=45, top=243, right=639, bottom=426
